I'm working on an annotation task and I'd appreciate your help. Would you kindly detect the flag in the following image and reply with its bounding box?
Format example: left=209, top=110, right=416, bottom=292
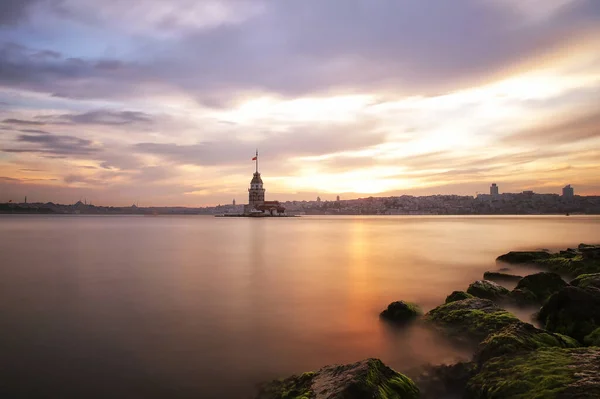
left=252, top=156, right=257, bottom=160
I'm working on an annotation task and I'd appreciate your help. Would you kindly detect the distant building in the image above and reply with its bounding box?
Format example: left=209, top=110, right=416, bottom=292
left=233, top=199, right=236, bottom=206
left=336, top=195, right=340, bottom=202
left=490, top=183, right=499, bottom=196
left=243, top=150, right=285, bottom=215
left=562, top=185, right=574, bottom=198
left=317, top=196, right=321, bottom=203
left=523, top=190, right=534, bottom=195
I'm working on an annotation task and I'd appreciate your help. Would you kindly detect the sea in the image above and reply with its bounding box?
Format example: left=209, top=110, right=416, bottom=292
left=0, top=214, right=599, bottom=398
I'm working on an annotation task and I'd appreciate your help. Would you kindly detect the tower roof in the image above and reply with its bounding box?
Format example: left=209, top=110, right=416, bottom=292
left=250, top=172, right=263, bottom=185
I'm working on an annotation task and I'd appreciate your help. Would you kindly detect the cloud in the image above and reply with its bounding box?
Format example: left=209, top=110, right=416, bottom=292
left=3, top=132, right=100, bottom=156
left=59, top=110, right=154, bottom=125
left=0, top=0, right=37, bottom=25
left=2, top=118, right=45, bottom=125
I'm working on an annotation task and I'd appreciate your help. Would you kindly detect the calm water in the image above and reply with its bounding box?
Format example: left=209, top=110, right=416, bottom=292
left=0, top=215, right=599, bottom=398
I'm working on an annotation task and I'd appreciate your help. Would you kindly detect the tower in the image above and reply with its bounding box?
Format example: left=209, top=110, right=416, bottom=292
left=490, top=183, right=499, bottom=196
left=248, top=150, right=265, bottom=208
left=562, top=185, right=574, bottom=198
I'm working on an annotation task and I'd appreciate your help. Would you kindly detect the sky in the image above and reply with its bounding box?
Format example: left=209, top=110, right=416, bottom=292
left=1, top=0, right=599, bottom=206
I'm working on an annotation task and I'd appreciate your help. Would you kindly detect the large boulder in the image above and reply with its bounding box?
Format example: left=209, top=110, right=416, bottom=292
left=412, top=362, right=477, bottom=399
left=445, top=291, right=474, bottom=304
left=496, top=251, right=551, bottom=263
left=585, top=328, right=600, bottom=346
left=579, top=244, right=600, bottom=260
left=538, top=286, right=600, bottom=343
left=476, top=321, right=579, bottom=363
left=511, top=272, right=567, bottom=304
left=380, top=301, right=422, bottom=323
left=465, top=348, right=600, bottom=398
left=483, top=271, right=523, bottom=283
left=425, top=298, right=519, bottom=343
left=255, top=358, right=419, bottom=399
left=570, top=273, right=600, bottom=289
left=466, top=280, right=509, bottom=301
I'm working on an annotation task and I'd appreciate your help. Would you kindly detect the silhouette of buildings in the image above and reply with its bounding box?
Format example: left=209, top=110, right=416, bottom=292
left=563, top=185, right=574, bottom=198
left=490, top=183, right=499, bottom=196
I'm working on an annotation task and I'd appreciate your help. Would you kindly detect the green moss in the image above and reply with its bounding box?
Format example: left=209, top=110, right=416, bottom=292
left=466, top=280, right=510, bottom=301
left=445, top=291, right=474, bottom=304
left=426, top=298, right=519, bottom=343
left=380, top=301, right=422, bottom=323
left=477, top=322, right=580, bottom=362
left=497, top=249, right=600, bottom=277
left=257, top=371, right=315, bottom=399
left=584, top=328, right=600, bottom=346
left=466, top=348, right=576, bottom=398
left=570, top=273, right=600, bottom=289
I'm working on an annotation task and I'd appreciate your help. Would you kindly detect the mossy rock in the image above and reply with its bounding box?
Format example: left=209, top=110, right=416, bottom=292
left=476, top=321, right=579, bottom=363
left=584, top=328, right=600, bottom=346
left=380, top=301, right=422, bottom=323
left=483, top=271, right=523, bottom=283
left=445, top=291, right=474, bottom=304
left=511, top=272, right=567, bottom=304
left=465, top=347, right=600, bottom=398
left=466, top=280, right=510, bottom=301
left=412, top=362, right=477, bottom=399
left=255, top=358, right=419, bottom=399
left=425, top=298, right=519, bottom=344
left=538, top=286, right=600, bottom=343
left=509, top=288, right=538, bottom=306
left=570, top=273, right=600, bottom=289
left=496, top=251, right=551, bottom=263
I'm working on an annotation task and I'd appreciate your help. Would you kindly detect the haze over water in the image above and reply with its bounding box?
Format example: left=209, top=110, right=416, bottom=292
left=1, top=215, right=599, bottom=398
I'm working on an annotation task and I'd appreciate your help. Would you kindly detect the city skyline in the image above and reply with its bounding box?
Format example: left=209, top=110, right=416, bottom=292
left=1, top=0, right=600, bottom=206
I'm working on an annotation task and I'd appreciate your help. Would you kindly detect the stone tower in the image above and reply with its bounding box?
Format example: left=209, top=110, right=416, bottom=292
left=248, top=150, right=265, bottom=208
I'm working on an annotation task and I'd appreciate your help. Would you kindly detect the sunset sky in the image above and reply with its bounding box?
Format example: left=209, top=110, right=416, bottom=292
left=1, top=0, right=599, bottom=206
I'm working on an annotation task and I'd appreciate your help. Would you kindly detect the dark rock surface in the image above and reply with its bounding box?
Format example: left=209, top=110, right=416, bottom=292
left=412, top=362, right=477, bottom=399
left=538, top=286, right=600, bottom=343
left=570, top=273, right=600, bottom=289
left=511, top=272, right=567, bottom=304
left=380, top=301, right=422, bottom=323
left=482, top=271, right=523, bottom=283
left=497, top=244, right=600, bottom=276
left=466, top=280, right=510, bottom=301
left=496, top=250, right=551, bottom=263
left=255, top=358, right=420, bottom=399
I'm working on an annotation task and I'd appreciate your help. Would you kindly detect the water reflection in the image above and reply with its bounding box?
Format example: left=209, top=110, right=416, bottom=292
left=0, top=215, right=598, bottom=398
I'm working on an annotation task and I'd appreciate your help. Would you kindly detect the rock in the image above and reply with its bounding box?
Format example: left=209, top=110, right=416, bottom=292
left=445, top=291, right=474, bottom=304
left=465, top=348, right=600, bottom=398
left=538, top=286, right=600, bottom=343
left=511, top=272, right=567, bottom=304
left=476, top=321, right=579, bottom=363
left=584, top=328, right=600, bottom=346
left=411, top=362, right=477, bottom=399
left=380, top=301, right=422, bottom=323
left=466, top=280, right=510, bottom=301
left=425, top=298, right=519, bottom=343
left=255, top=358, right=420, bottom=399
left=508, top=288, right=538, bottom=306
left=482, top=271, right=523, bottom=283
left=496, top=251, right=551, bottom=263
left=497, top=246, right=600, bottom=276
left=570, top=273, right=600, bottom=289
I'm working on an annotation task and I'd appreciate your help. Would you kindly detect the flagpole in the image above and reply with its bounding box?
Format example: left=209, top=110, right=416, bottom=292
left=256, top=149, right=258, bottom=173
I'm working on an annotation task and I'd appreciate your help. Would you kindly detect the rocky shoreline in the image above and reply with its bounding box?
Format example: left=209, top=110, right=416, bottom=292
left=254, top=244, right=600, bottom=398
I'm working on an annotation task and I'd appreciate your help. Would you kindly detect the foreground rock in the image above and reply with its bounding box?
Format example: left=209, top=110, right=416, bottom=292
left=476, top=321, right=579, bottom=363
left=466, top=280, right=509, bottom=301
left=465, top=348, right=600, bottom=398
left=570, top=272, right=600, bottom=289
left=425, top=298, right=519, bottom=343
left=509, top=272, right=567, bottom=305
left=380, top=301, right=422, bottom=323
left=482, top=271, right=523, bottom=283
left=255, top=358, right=419, bottom=399
left=444, top=290, right=474, bottom=304
left=412, top=362, right=476, bottom=399
left=538, top=286, right=600, bottom=343
left=497, top=244, right=600, bottom=276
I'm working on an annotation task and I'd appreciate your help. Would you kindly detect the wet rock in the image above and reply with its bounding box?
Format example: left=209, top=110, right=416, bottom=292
left=508, top=288, right=538, bottom=306
left=445, top=291, right=474, bottom=304
left=465, top=348, right=600, bottom=398
left=255, top=358, right=419, bottom=399
left=482, top=271, right=523, bottom=283
left=476, top=321, right=579, bottom=363
left=570, top=273, right=600, bottom=289
left=584, top=328, right=600, bottom=346
left=579, top=244, right=600, bottom=260
left=538, top=286, right=600, bottom=343
left=380, top=301, right=422, bottom=323
left=511, top=272, right=567, bottom=304
left=425, top=298, right=519, bottom=344
left=412, top=362, right=477, bottom=399
left=496, top=251, right=551, bottom=263
left=466, top=280, right=510, bottom=301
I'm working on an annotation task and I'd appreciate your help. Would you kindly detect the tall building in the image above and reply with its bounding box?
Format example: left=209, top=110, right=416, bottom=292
left=243, top=150, right=285, bottom=215
left=317, top=196, right=321, bottom=203
left=233, top=199, right=236, bottom=206
left=336, top=195, right=340, bottom=202
left=490, top=183, right=499, bottom=196
left=562, top=184, right=574, bottom=198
